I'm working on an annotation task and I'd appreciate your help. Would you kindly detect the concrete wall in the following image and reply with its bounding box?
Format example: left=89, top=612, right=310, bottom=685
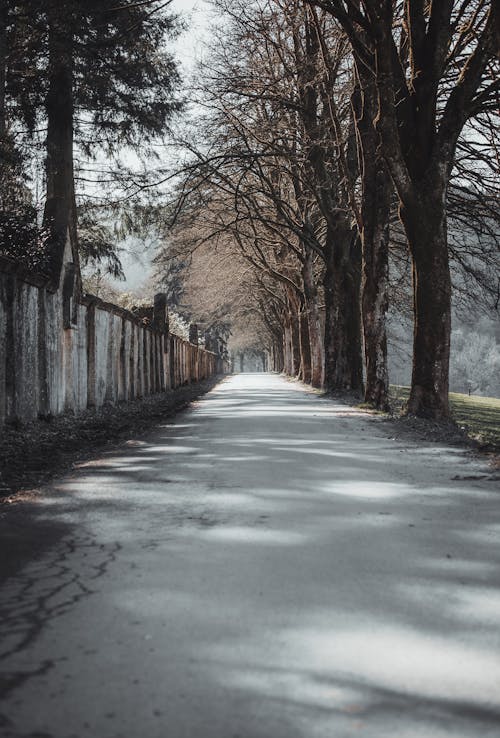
left=0, top=254, right=227, bottom=426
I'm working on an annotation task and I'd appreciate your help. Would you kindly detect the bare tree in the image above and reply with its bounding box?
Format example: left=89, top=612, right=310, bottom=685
left=309, top=0, right=498, bottom=418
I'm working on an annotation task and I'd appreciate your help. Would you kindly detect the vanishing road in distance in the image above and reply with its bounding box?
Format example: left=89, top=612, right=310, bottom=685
left=1, top=374, right=499, bottom=738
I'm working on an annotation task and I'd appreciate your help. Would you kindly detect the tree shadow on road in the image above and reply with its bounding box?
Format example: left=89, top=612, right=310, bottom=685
left=1, top=375, right=499, bottom=737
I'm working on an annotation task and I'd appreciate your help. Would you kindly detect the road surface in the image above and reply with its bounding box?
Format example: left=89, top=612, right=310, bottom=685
left=1, top=373, right=499, bottom=738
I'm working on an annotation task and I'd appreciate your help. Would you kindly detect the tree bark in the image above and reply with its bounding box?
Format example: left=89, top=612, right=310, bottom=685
left=0, top=1, right=15, bottom=212
left=400, top=190, right=452, bottom=419
left=0, top=2, right=6, bottom=140
left=272, top=339, right=284, bottom=373
left=283, top=319, right=295, bottom=376
left=42, top=9, right=78, bottom=288
left=323, top=222, right=363, bottom=393
left=290, top=307, right=301, bottom=377
left=302, top=247, right=324, bottom=387
left=282, top=323, right=289, bottom=374
left=354, top=78, right=391, bottom=410
left=298, top=302, right=312, bottom=384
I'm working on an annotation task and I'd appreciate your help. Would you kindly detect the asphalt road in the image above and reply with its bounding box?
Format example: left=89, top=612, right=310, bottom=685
left=1, top=373, right=499, bottom=738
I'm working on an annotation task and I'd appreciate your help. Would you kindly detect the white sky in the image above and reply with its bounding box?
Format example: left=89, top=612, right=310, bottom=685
left=171, top=0, right=211, bottom=71
left=111, top=0, right=212, bottom=290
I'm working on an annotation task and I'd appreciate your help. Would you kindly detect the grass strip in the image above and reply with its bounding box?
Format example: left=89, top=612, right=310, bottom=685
left=390, top=385, right=500, bottom=447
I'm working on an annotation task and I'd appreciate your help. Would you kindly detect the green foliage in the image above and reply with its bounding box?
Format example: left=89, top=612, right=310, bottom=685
left=155, top=251, right=187, bottom=308
left=0, top=136, right=25, bottom=201
left=5, top=0, right=183, bottom=155
left=72, top=0, right=183, bottom=156
left=449, top=392, right=500, bottom=448
left=77, top=204, right=124, bottom=279
left=1, top=0, right=183, bottom=275
left=0, top=205, right=50, bottom=273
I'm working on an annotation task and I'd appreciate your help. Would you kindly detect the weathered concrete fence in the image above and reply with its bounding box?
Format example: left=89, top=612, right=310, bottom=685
left=0, top=254, right=228, bottom=426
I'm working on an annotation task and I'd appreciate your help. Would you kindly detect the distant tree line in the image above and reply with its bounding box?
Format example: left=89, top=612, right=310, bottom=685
left=158, top=0, right=499, bottom=419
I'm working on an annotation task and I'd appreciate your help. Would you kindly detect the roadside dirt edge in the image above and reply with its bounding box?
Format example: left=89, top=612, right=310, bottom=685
left=0, top=375, right=227, bottom=502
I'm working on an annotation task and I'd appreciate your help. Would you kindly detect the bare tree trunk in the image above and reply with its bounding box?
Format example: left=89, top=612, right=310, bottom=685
left=298, top=302, right=312, bottom=384
left=0, top=1, right=13, bottom=212
left=290, top=308, right=301, bottom=377
left=323, top=222, right=363, bottom=393
left=283, top=321, right=292, bottom=375
left=0, top=2, right=6, bottom=141
left=400, top=192, right=451, bottom=419
left=354, top=79, right=391, bottom=410
left=273, top=339, right=284, bottom=373
left=361, top=206, right=390, bottom=408
left=282, top=292, right=302, bottom=378
left=302, top=247, right=324, bottom=387
left=42, top=9, right=78, bottom=287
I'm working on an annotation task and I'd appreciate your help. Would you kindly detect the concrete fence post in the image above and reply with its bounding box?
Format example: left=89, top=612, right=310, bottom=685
left=189, top=323, right=199, bottom=346
left=153, top=293, right=168, bottom=333
left=86, top=301, right=96, bottom=407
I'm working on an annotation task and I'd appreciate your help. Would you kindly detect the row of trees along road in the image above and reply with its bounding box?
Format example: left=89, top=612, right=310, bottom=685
left=1, top=0, right=498, bottom=420
left=0, top=0, right=181, bottom=285
left=157, top=0, right=499, bottom=419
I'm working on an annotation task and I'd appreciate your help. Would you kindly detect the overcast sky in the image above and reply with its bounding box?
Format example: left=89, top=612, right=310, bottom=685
left=110, top=1, right=212, bottom=291
left=171, top=0, right=211, bottom=72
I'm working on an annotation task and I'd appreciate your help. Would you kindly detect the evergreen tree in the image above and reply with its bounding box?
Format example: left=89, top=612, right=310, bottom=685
left=1, top=0, right=182, bottom=283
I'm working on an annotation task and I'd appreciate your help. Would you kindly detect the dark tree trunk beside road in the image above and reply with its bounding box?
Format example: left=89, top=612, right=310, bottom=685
left=290, top=304, right=302, bottom=377
left=323, top=223, right=363, bottom=393
left=400, top=191, right=452, bottom=418
left=302, top=247, right=324, bottom=387
left=353, top=76, right=391, bottom=410
left=0, top=2, right=6, bottom=140
left=308, top=0, right=497, bottom=419
left=42, top=8, right=78, bottom=287
left=298, top=303, right=312, bottom=384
